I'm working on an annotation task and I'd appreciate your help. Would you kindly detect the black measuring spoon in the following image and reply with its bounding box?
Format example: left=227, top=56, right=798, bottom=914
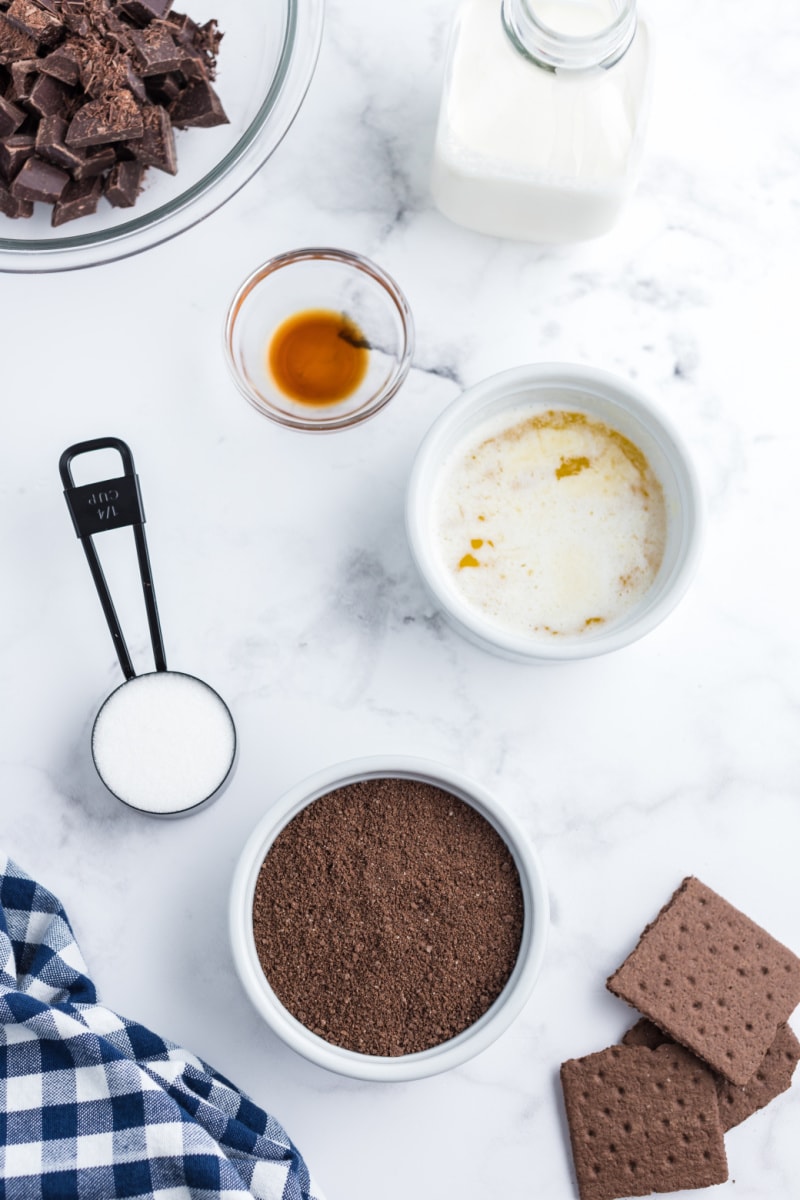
left=60, top=437, right=237, bottom=817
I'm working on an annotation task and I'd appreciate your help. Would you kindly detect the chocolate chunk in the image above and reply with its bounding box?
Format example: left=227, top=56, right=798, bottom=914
left=144, top=70, right=180, bottom=104
left=28, top=73, right=74, bottom=119
left=66, top=90, right=143, bottom=146
left=7, top=56, right=36, bottom=101
left=5, top=0, right=63, bottom=47
left=39, top=44, right=82, bottom=87
left=51, top=173, right=102, bottom=225
left=0, top=12, right=38, bottom=64
left=177, top=44, right=208, bottom=82
left=119, top=0, right=172, bottom=25
left=169, top=78, right=227, bottom=129
left=0, top=132, right=33, bottom=179
left=72, top=143, right=116, bottom=178
left=10, top=153, right=68, bottom=201
left=130, top=27, right=182, bottom=75
left=123, top=62, right=149, bottom=102
left=164, top=10, right=199, bottom=44
left=35, top=113, right=85, bottom=170
left=73, top=41, right=118, bottom=99
left=0, top=176, right=32, bottom=216
left=0, top=93, right=25, bottom=137
left=125, top=101, right=174, bottom=172
left=60, top=2, right=91, bottom=37
left=104, top=156, right=142, bottom=205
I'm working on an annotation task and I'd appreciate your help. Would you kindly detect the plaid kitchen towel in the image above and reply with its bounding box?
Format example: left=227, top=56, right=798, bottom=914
left=0, top=854, right=324, bottom=1200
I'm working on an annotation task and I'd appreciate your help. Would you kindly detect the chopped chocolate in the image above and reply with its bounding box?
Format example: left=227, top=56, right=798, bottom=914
left=51, top=172, right=102, bottom=224
left=60, top=2, right=91, bottom=37
left=176, top=43, right=207, bottom=81
left=5, top=0, right=63, bottom=47
left=125, top=100, right=174, bottom=171
left=119, top=0, right=172, bottom=25
left=39, top=44, right=82, bottom=87
left=0, top=132, right=33, bottom=179
left=123, top=62, right=148, bottom=102
left=10, top=152, right=68, bottom=200
left=0, top=0, right=227, bottom=225
left=164, top=10, right=198, bottom=44
left=169, top=77, right=226, bottom=128
left=0, top=176, right=32, bottom=215
left=35, top=113, right=85, bottom=170
left=130, top=26, right=182, bottom=75
left=0, top=92, right=25, bottom=137
left=104, top=155, right=141, bottom=205
left=72, top=142, right=115, bottom=178
left=7, top=57, right=38, bottom=101
left=0, top=12, right=38, bottom=64
left=66, top=90, right=143, bottom=146
left=144, top=70, right=180, bottom=104
left=28, top=73, right=74, bottom=119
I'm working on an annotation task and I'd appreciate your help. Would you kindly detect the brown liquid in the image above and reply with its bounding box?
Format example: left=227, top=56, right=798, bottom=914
left=267, top=308, right=370, bottom=405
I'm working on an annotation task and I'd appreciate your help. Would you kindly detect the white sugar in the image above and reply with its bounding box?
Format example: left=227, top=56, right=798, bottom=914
left=92, top=671, right=236, bottom=814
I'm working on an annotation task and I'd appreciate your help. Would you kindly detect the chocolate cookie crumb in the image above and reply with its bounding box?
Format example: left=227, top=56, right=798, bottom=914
left=252, top=776, right=524, bottom=1057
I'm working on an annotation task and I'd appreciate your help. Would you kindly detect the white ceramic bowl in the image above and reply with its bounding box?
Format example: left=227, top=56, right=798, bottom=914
left=229, top=756, right=549, bottom=1081
left=406, top=363, right=703, bottom=663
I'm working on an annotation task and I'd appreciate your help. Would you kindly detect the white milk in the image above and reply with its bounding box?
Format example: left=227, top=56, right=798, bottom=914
left=432, top=406, right=667, bottom=638
left=431, top=0, right=652, bottom=242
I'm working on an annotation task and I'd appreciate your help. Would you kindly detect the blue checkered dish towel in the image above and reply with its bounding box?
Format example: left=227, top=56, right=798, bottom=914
left=0, top=854, right=324, bottom=1200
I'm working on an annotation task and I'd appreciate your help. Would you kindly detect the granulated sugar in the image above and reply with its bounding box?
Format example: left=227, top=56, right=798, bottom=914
left=92, top=671, right=236, bottom=814
left=252, top=776, right=524, bottom=1056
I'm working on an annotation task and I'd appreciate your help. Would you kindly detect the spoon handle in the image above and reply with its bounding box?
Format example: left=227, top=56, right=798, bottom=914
left=59, top=437, right=167, bottom=681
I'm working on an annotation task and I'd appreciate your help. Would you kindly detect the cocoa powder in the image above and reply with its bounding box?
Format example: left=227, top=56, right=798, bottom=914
left=251, top=776, right=524, bottom=1057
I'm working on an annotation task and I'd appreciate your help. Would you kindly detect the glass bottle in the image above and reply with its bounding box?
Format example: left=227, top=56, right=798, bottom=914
left=431, top=0, right=653, bottom=242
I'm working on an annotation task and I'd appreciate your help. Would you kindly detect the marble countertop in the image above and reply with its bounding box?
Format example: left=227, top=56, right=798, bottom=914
left=2, top=0, right=800, bottom=1197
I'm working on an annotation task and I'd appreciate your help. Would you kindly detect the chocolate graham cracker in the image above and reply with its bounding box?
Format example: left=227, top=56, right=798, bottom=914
left=560, top=1043, right=728, bottom=1200
left=607, top=877, right=800, bottom=1086
left=622, top=1017, right=800, bottom=1132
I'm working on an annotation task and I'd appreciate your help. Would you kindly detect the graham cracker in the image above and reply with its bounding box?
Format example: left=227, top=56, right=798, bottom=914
left=606, top=877, right=800, bottom=1085
left=560, top=1043, right=728, bottom=1200
left=622, top=1017, right=800, bottom=1131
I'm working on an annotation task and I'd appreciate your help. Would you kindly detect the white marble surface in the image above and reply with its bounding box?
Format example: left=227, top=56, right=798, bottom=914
left=2, top=0, right=800, bottom=1197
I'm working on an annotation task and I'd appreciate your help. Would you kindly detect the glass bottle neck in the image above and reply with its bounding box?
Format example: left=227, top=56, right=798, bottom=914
left=501, top=0, right=637, bottom=71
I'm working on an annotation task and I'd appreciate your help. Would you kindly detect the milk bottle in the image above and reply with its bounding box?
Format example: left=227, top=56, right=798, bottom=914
left=431, top=0, right=653, bottom=242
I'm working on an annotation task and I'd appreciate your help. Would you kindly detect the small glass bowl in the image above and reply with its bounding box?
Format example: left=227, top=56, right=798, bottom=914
left=224, top=248, right=414, bottom=431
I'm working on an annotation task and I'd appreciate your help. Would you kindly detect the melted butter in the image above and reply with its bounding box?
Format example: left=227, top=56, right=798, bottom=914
left=268, top=309, right=370, bottom=406
left=436, top=406, right=668, bottom=638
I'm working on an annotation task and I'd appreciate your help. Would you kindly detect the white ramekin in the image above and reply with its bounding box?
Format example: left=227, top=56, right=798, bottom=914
left=406, top=363, right=703, bottom=662
left=229, top=756, right=549, bottom=1081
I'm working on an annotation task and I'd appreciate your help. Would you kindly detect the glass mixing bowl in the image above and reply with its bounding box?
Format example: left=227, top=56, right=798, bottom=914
left=0, top=0, right=324, bottom=273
